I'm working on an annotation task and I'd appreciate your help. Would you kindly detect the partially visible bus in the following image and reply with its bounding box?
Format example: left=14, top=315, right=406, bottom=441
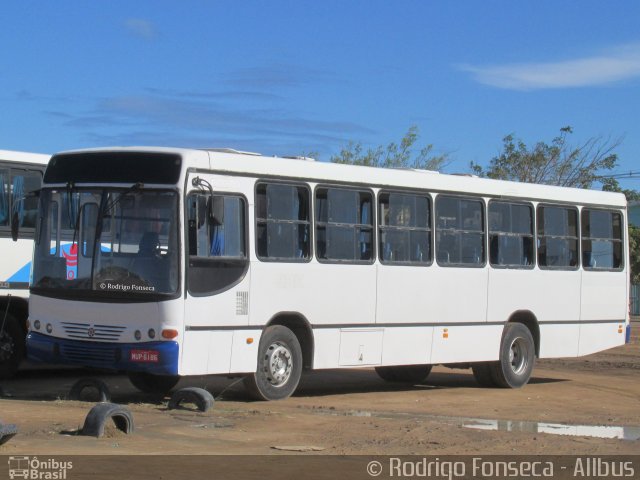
left=24, top=147, right=630, bottom=399
left=0, top=150, right=49, bottom=378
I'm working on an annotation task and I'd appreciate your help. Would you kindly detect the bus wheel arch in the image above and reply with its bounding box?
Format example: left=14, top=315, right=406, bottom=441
left=472, top=312, right=538, bottom=389
left=507, top=310, right=540, bottom=358
left=265, top=312, right=314, bottom=371
left=244, top=324, right=303, bottom=401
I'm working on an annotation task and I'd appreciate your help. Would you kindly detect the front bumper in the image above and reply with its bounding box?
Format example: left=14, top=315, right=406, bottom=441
left=26, top=332, right=179, bottom=375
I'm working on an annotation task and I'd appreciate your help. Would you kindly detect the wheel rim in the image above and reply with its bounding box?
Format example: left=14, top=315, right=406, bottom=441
left=262, top=341, right=293, bottom=387
left=508, top=336, right=530, bottom=375
left=0, top=331, right=15, bottom=362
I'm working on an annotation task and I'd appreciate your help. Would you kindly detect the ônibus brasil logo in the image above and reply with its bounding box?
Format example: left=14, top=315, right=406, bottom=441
left=8, top=456, right=73, bottom=479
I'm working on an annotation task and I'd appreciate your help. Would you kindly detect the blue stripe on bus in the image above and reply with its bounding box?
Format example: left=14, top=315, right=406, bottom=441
left=27, top=332, right=179, bottom=375
left=7, top=262, right=31, bottom=282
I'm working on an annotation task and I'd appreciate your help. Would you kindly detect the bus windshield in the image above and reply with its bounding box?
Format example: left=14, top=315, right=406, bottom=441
left=32, top=188, right=179, bottom=298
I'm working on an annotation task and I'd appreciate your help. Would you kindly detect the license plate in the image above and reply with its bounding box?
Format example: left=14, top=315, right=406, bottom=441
left=130, top=349, right=160, bottom=363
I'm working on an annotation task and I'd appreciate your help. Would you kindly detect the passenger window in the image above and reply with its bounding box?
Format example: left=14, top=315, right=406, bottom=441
left=187, top=192, right=247, bottom=295
left=436, top=196, right=485, bottom=266
left=256, top=183, right=311, bottom=261
left=0, top=168, right=42, bottom=231
left=581, top=209, right=623, bottom=270
left=489, top=201, right=534, bottom=267
left=537, top=205, right=578, bottom=268
left=0, top=168, right=8, bottom=227
left=379, top=192, right=431, bottom=264
left=12, top=169, right=41, bottom=229
left=315, top=187, right=373, bottom=262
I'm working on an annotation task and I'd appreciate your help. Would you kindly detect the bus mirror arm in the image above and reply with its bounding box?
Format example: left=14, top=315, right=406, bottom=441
left=210, top=196, right=224, bottom=226
left=192, top=176, right=223, bottom=225
left=11, top=211, right=19, bottom=241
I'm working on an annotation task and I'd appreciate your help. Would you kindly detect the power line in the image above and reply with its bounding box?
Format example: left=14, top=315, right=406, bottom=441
left=598, top=170, right=640, bottom=179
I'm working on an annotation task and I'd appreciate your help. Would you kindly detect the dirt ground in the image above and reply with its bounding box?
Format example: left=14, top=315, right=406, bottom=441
left=0, top=321, right=638, bottom=456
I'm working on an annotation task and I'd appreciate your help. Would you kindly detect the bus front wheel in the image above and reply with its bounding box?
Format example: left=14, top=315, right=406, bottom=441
left=0, top=314, right=24, bottom=380
left=127, top=372, right=180, bottom=394
left=244, top=325, right=302, bottom=401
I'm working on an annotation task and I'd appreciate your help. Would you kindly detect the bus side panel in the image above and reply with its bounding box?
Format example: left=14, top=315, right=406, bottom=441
left=538, top=323, right=580, bottom=358
left=182, top=274, right=250, bottom=374
left=0, top=237, right=33, bottom=287
left=578, top=322, right=625, bottom=356
left=424, top=266, right=488, bottom=325
left=312, top=329, right=341, bottom=369
left=380, top=326, right=432, bottom=366
left=430, top=325, right=502, bottom=364
left=487, top=269, right=537, bottom=323
left=531, top=270, right=581, bottom=358
left=376, top=265, right=438, bottom=325
left=229, top=329, right=261, bottom=373
left=581, top=271, right=627, bottom=321
left=249, top=262, right=376, bottom=329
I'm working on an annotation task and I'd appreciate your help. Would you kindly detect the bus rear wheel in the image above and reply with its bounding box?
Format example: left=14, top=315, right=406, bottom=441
left=244, top=325, right=302, bottom=401
left=477, top=323, right=535, bottom=389
left=375, top=365, right=432, bottom=383
left=471, top=363, right=497, bottom=387
left=0, top=314, right=24, bottom=380
left=127, top=372, right=180, bottom=394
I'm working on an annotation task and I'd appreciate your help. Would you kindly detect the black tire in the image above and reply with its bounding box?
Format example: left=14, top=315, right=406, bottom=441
left=0, top=421, right=18, bottom=446
left=128, top=372, right=180, bottom=394
left=491, top=323, right=535, bottom=388
left=244, top=325, right=303, bottom=401
left=375, top=365, right=432, bottom=383
left=471, top=363, right=498, bottom=387
left=0, top=313, right=25, bottom=380
left=168, top=387, right=215, bottom=412
left=81, top=403, right=134, bottom=437
left=69, top=378, right=111, bottom=402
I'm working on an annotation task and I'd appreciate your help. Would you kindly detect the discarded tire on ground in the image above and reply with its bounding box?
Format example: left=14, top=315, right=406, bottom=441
left=0, top=420, right=18, bottom=445
left=69, top=378, right=111, bottom=402
left=81, top=403, right=134, bottom=437
left=168, top=387, right=215, bottom=412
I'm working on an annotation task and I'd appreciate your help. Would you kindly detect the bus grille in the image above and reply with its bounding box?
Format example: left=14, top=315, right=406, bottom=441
left=61, top=322, right=126, bottom=341
left=60, top=343, right=120, bottom=365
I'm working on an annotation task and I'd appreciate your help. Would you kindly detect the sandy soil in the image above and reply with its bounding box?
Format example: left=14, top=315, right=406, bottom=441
left=0, top=321, right=638, bottom=456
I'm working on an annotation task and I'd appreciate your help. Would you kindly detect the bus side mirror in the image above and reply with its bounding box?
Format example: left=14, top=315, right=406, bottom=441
left=11, top=211, right=19, bottom=241
left=210, top=196, right=224, bottom=226
left=196, top=196, right=207, bottom=228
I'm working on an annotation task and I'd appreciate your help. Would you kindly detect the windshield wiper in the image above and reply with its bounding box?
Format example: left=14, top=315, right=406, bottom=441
left=103, top=182, right=144, bottom=214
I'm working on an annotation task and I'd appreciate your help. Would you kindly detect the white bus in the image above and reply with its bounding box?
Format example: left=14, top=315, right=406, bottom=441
left=24, top=147, right=630, bottom=400
left=0, top=150, right=49, bottom=378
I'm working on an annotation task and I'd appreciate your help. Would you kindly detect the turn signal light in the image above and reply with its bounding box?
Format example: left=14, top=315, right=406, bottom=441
left=161, top=329, right=178, bottom=339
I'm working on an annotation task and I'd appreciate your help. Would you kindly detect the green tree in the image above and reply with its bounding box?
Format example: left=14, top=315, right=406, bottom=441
left=471, top=127, right=622, bottom=188
left=630, top=226, right=640, bottom=285
left=330, top=125, right=449, bottom=171
left=601, top=177, right=640, bottom=202
left=598, top=179, right=640, bottom=285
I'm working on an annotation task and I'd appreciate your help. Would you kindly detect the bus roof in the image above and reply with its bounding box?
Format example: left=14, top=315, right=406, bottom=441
left=0, top=149, right=50, bottom=165
left=50, top=146, right=627, bottom=208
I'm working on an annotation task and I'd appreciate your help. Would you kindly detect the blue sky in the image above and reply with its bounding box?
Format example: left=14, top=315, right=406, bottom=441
left=1, top=1, right=639, bottom=188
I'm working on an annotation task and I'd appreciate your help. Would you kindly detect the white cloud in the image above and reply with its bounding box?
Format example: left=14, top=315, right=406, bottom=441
left=123, top=18, right=158, bottom=40
left=458, top=43, right=640, bottom=90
